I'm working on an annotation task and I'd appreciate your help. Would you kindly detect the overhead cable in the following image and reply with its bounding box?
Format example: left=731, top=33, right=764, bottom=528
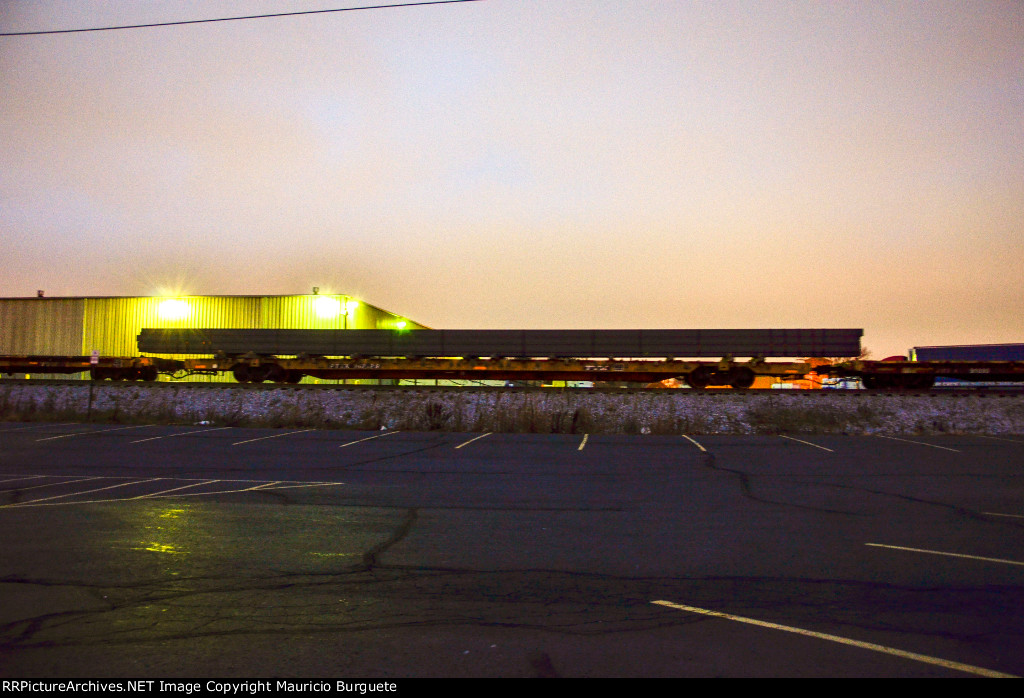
left=0, top=0, right=485, bottom=37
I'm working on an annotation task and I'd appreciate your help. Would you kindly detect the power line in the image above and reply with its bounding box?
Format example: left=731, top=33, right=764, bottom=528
left=0, top=0, right=485, bottom=37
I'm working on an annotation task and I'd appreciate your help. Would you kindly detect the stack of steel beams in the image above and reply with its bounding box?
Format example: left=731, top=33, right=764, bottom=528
left=138, top=328, right=863, bottom=359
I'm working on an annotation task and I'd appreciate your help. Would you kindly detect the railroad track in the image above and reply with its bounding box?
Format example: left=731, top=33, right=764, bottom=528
left=3, top=379, right=1024, bottom=397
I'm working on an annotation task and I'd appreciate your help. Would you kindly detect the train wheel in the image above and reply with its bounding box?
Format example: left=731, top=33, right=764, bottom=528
left=140, top=366, right=158, bottom=382
left=285, top=370, right=303, bottom=384
left=248, top=365, right=271, bottom=383
left=232, top=364, right=251, bottom=383
left=898, top=374, right=935, bottom=390
left=729, top=367, right=755, bottom=389
left=862, top=374, right=894, bottom=389
left=265, top=364, right=287, bottom=383
left=914, top=375, right=935, bottom=390
left=686, top=366, right=712, bottom=389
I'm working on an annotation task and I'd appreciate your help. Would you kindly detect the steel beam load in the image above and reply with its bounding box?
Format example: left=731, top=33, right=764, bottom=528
left=138, top=328, right=863, bottom=359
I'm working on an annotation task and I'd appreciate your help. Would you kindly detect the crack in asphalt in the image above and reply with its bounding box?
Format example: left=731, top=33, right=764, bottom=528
left=323, top=435, right=452, bottom=471
left=696, top=452, right=861, bottom=515
left=362, top=508, right=417, bottom=569
left=797, top=480, right=1024, bottom=527
left=692, top=452, right=1024, bottom=525
left=1, top=568, right=1020, bottom=650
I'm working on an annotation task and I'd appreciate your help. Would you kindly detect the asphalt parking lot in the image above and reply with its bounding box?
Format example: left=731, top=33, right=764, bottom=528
left=1, top=421, right=1022, bottom=677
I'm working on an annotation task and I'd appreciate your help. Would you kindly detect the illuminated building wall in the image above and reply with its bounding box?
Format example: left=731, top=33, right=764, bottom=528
left=0, top=294, right=426, bottom=382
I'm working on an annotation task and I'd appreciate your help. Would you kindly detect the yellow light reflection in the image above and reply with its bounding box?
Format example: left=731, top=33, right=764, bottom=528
left=314, top=295, right=342, bottom=318
left=158, top=298, right=191, bottom=321
left=134, top=542, right=186, bottom=555
left=132, top=506, right=190, bottom=556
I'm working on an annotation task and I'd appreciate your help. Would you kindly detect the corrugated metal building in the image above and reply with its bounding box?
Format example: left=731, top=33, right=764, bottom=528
left=0, top=294, right=426, bottom=382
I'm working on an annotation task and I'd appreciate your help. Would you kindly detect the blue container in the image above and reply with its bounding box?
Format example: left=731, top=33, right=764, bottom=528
left=911, top=344, right=1024, bottom=361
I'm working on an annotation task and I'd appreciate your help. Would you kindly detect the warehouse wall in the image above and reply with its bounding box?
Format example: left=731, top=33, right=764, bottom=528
left=0, top=295, right=425, bottom=382
left=0, top=298, right=85, bottom=355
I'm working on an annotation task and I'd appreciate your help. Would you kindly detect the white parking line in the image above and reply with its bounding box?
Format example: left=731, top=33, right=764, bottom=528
left=0, top=475, right=47, bottom=485
left=244, top=481, right=282, bottom=491
left=977, top=435, right=1024, bottom=445
left=7, top=478, right=163, bottom=506
left=578, top=434, right=589, bottom=451
left=36, top=425, right=151, bottom=442
left=166, top=482, right=345, bottom=497
left=454, top=432, right=492, bottom=449
left=339, top=430, right=400, bottom=448
left=232, top=429, right=314, bottom=446
left=0, top=476, right=103, bottom=493
left=983, top=512, right=1024, bottom=519
left=0, top=422, right=77, bottom=432
left=131, top=480, right=220, bottom=499
left=651, top=600, right=1016, bottom=678
left=866, top=543, right=1024, bottom=567
left=874, top=435, right=961, bottom=452
left=260, top=481, right=345, bottom=490
left=4, top=480, right=348, bottom=506
left=780, top=435, right=834, bottom=452
left=130, top=427, right=232, bottom=443
left=681, top=434, right=707, bottom=452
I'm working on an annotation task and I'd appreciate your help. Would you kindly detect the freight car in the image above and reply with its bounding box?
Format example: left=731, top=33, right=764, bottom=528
left=0, top=355, right=180, bottom=381
left=6, top=329, right=1024, bottom=389
left=135, top=327, right=862, bottom=388
left=137, top=328, right=862, bottom=360
left=816, top=358, right=1024, bottom=389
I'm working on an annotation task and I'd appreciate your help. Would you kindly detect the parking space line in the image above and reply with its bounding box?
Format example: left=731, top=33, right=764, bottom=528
left=681, top=434, right=707, bottom=452
left=165, top=484, right=299, bottom=497
left=0, top=476, right=103, bottom=493
left=7, top=478, right=163, bottom=506
left=0, top=475, right=47, bottom=485
left=0, top=478, right=345, bottom=507
left=36, top=425, right=151, bottom=442
left=874, top=435, right=961, bottom=452
left=977, top=435, right=1024, bottom=445
left=339, top=430, right=400, bottom=448
left=232, top=429, right=314, bottom=446
left=866, top=543, right=1024, bottom=567
left=983, top=512, right=1024, bottom=519
left=131, top=480, right=220, bottom=499
left=651, top=600, right=1016, bottom=678
left=780, top=435, right=834, bottom=452
left=244, top=481, right=282, bottom=491
left=578, top=434, right=589, bottom=451
left=260, top=481, right=345, bottom=490
left=0, top=422, right=77, bottom=432
left=454, top=432, right=493, bottom=449
left=130, top=427, right=232, bottom=443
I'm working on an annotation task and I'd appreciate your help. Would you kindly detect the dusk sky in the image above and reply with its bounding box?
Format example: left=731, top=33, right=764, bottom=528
left=1, top=0, right=1021, bottom=358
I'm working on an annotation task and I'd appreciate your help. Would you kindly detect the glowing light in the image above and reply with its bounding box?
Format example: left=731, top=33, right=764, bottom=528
left=345, top=300, right=360, bottom=315
left=314, top=295, right=342, bottom=318
left=133, top=542, right=186, bottom=554
left=158, top=299, right=190, bottom=321
left=396, top=320, right=408, bottom=330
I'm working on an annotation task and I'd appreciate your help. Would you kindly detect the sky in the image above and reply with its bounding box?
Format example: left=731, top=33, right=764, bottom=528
left=1, top=0, right=1021, bottom=358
